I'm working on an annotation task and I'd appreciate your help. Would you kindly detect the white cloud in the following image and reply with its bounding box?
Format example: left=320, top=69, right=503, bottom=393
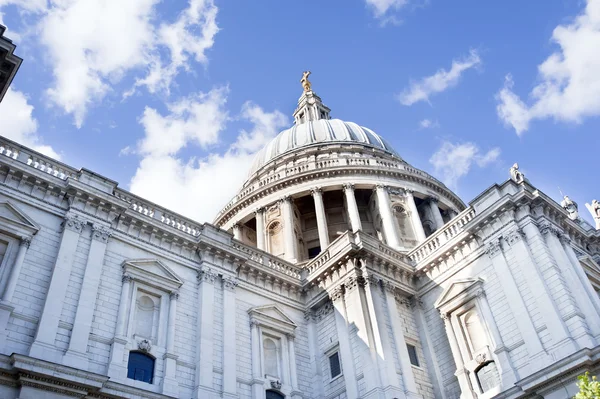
left=365, top=0, right=408, bottom=24
left=129, top=90, right=288, bottom=223
left=429, top=141, right=500, bottom=190
left=0, top=88, right=60, bottom=159
left=138, top=86, right=229, bottom=156
left=497, top=0, right=600, bottom=135
left=398, top=50, right=481, bottom=106
left=419, top=118, right=439, bottom=129
left=3, top=0, right=220, bottom=127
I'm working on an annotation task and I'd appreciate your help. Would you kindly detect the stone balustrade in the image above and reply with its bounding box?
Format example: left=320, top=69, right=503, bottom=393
left=215, top=152, right=450, bottom=221
left=409, top=207, right=477, bottom=263
left=0, top=137, right=78, bottom=179
left=231, top=242, right=301, bottom=279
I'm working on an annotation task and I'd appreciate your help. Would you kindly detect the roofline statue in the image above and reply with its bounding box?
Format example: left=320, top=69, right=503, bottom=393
left=585, top=199, right=600, bottom=230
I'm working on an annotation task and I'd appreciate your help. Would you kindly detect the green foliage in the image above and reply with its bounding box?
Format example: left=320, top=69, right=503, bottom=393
left=574, top=372, right=600, bottom=399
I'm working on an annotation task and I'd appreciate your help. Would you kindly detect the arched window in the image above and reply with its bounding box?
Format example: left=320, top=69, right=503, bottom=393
left=263, top=337, right=279, bottom=377
left=127, top=351, right=155, bottom=384
left=476, top=361, right=500, bottom=393
left=266, top=390, right=285, bottom=399
left=464, top=310, right=487, bottom=354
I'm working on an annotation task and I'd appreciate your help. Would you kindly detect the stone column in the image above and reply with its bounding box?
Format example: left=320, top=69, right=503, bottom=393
left=404, top=190, right=426, bottom=242
left=442, top=313, right=476, bottom=399
left=2, top=236, right=31, bottom=302
left=343, top=183, right=362, bottom=232
left=30, top=215, right=84, bottom=363
left=250, top=320, right=264, bottom=399
left=163, top=291, right=180, bottom=397
left=427, top=197, right=445, bottom=230
left=485, top=240, right=549, bottom=368
left=255, top=208, right=266, bottom=251
left=107, top=275, right=132, bottom=378
left=560, top=236, right=600, bottom=317
left=311, top=187, right=329, bottom=251
left=223, top=276, right=238, bottom=398
left=281, top=196, right=297, bottom=262
left=232, top=223, right=242, bottom=241
left=330, top=286, right=359, bottom=399
left=383, top=286, right=419, bottom=398
left=375, top=185, right=401, bottom=248
left=64, top=225, right=111, bottom=369
left=194, top=268, right=218, bottom=398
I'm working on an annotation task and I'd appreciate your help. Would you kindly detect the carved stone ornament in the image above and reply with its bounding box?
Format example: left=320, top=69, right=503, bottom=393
left=20, top=236, right=32, bottom=248
left=254, top=207, right=265, bottom=215
left=122, top=274, right=133, bottom=284
left=475, top=353, right=487, bottom=365
left=485, top=240, right=502, bottom=258
left=342, top=183, right=355, bottom=191
left=329, top=286, right=344, bottom=302
left=63, top=215, right=84, bottom=233
left=388, top=187, right=406, bottom=196
left=270, top=379, right=282, bottom=390
left=503, top=229, right=524, bottom=247
left=197, top=268, right=218, bottom=284
left=91, top=225, right=112, bottom=243
left=560, top=195, right=579, bottom=221
left=223, top=276, right=239, bottom=291
left=170, top=291, right=180, bottom=300
left=538, top=223, right=560, bottom=237
left=310, top=187, right=322, bottom=196
left=585, top=199, right=600, bottom=230
left=138, top=339, right=152, bottom=353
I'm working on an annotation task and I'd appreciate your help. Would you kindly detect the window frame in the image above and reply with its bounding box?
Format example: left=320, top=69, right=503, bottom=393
left=406, top=343, right=420, bottom=368
left=127, top=350, right=156, bottom=384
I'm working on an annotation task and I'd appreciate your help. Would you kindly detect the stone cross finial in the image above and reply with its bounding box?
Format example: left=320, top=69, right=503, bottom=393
left=301, top=71, right=312, bottom=92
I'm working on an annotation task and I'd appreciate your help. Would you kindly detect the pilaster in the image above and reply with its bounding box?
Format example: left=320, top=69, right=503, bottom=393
left=194, top=267, right=218, bottom=399
left=63, top=224, right=111, bottom=369
left=330, top=285, right=359, bottom=399
left=222, top=276, right=238, bottom=398
left=107, top=274, right=132, bottom=379
left=2, top=236, right=31, bottom=302
left=30, top=214, right=84, bottom=363
left=162, top=291, right=180, bottom=397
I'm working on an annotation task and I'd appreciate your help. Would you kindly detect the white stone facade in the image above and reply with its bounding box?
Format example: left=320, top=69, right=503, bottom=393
left=0, top=88, right=599, bottom=399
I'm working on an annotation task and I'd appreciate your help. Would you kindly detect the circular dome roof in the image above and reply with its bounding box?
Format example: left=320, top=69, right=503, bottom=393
left=249, top=118, right=400, bottom=175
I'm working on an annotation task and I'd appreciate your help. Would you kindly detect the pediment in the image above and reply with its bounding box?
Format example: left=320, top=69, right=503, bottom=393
left=122, top=258, right=183, bottom=293
left=0, top=200, right=40, bottom=237
left=248, top=304, right=297, bottom=335
left=434, top=278, right=484, bottom=312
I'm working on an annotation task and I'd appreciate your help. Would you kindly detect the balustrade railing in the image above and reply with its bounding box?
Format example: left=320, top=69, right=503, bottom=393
left=409, top=207, right=477, bottom=263
left=231, top=242, right=301, bottom=279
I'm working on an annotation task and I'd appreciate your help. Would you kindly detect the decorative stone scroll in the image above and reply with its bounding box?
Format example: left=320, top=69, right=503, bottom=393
left=223, top=276, right=239, bottom=291
left=138, top=339, right=152, bottom=353
left=485, top=240, right=502, bottom=258
left=197, top=268, right=219, bottom=285
left=63, top=215, right=84, bottom=233
left=503, top=229, right=524, bottom=247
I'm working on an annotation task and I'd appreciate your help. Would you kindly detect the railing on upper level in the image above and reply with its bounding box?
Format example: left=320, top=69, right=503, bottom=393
left=0, top=136, right=204, bottom=238
left=0, top=137, right=78, bottom=179
left=409, top=207, right=477, bottom=264
left=216, top=152, right=450, bottom=221
left=231, top=241, right=302, bottom=279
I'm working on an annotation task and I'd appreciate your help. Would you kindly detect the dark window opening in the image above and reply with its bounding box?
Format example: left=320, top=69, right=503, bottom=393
left=407, top=344, right=419, bottom=367
left=329, top=351, right=342, bottom=378
left=266, top=390, right=285, bottom=399
left=127, top=351, right=155, bottom=384
left=476, top=361, right=500, bottom=393
left=308, top=246, right=321, bottom=259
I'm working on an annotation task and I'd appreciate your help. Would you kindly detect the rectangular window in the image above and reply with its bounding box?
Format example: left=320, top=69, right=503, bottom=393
left=407, top=344, right=419, bottom=367
left=329, top=351, right=342, bottom=379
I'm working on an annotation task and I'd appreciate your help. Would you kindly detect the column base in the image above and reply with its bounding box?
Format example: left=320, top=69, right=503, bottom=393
left=193, top=384, right=221, bottom=399
left=107, top=337, right=128, bottom=382
left=62, top=349, right=90, bottom=369
left=29, top=339, right=62, bottom=363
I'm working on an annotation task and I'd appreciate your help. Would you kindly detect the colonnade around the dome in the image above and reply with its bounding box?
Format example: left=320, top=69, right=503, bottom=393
left=231, top=184, right=458, bottom=262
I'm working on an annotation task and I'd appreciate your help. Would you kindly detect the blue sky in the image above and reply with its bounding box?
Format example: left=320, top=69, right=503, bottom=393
left=0, top=0, right=598, bottom=225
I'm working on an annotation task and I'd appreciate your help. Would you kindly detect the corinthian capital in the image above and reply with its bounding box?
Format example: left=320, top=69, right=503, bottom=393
left=485, top=240, right=502, bottom=258
left=197, top=268, right=218, bottom=284
left=310, top=187, right=322, bottom=196
left=342, top=183, right=355, bottom=192
left=91, top=225, right=112, bottom=243
left=63, top=215, right=84, bottom=233
left=223, top=276, right=239, bottom=291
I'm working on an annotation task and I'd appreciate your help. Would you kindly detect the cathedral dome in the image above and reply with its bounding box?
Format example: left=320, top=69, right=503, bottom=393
left=249, top=118, right=400, bottom=175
